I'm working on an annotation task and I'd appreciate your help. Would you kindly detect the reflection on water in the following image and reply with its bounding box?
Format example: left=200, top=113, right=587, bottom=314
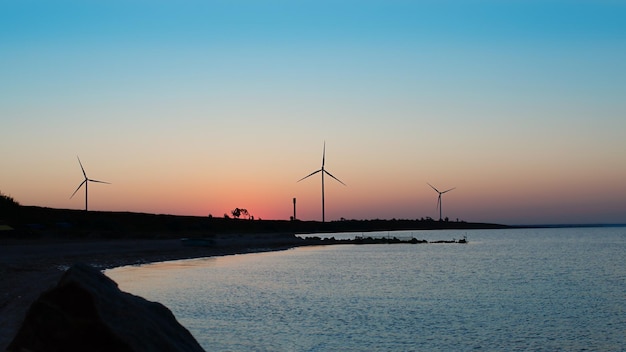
left=107, top=228, right=626, bottom=351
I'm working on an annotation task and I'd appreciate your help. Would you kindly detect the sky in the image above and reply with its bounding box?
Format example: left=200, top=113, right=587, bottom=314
left=2, top=0, right=625, bottom=225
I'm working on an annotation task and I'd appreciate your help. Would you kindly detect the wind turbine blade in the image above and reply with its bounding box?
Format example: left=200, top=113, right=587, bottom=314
left=297, top=169, right=322, bottom=182
left=324, top=170, right=346, bottom=186
left=322, top=141, right=326, bottom=167
left=70, top=180, right=86, bottom=199
left=77, top=156, right=87, bottom=178
left=442, top=187, right=456, bottom=194
left=427, top=183, right=440, bottom=193
left=436, top=195, right=440, bottom=210
left=88, top=179, right=111, bottom=184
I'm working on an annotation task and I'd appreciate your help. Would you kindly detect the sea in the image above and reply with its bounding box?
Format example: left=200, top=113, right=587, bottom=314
left=105, top=227, right=626, bottom=351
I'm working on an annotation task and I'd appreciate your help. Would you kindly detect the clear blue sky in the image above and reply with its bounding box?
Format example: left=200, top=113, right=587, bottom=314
left=2, top=1, right=625, bottom=224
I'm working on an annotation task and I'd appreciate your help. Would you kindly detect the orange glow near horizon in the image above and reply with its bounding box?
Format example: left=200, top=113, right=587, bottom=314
left=4, top=141, right=625, bottom=225
left=5, top=143, right=626, bottom=225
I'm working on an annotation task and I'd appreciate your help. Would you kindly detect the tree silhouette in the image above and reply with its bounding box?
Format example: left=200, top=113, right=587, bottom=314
left=231, top=208, right=250, bottom=219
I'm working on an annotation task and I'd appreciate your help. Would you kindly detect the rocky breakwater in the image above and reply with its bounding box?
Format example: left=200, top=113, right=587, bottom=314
left=8, top=263, right=205, bottom=352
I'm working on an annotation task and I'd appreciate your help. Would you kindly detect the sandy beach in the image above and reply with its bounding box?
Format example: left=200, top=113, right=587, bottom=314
left=0, top=238, right=294, bottom=350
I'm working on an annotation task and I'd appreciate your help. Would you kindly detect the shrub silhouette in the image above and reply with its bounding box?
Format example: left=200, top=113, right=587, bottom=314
left=0, top=191, right=19, bottom=210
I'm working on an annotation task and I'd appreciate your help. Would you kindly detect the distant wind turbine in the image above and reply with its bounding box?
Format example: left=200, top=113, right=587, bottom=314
left=428, top=183, right=455, bottom=221
left=70, top=156, right=110, bottom=211
left=298, top=142, right=346, bottom=222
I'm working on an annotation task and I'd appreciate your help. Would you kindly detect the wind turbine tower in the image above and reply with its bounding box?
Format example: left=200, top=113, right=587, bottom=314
left=428, top=183, right=456, bottom=221
left=298, top=142, right=346, bottom=222
left=70, top=156, right=110, bottom=211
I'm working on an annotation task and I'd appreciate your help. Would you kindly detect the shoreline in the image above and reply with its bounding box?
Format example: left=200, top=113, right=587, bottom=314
left=0, top=238, right=296, bottom=351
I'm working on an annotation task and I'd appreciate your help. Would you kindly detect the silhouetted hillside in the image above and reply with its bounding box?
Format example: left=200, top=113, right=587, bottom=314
left=2, top=206, right=510, bottom=239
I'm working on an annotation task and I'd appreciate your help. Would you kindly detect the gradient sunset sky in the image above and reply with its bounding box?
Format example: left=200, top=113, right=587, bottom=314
left=2, top=1, right=625, bottom=225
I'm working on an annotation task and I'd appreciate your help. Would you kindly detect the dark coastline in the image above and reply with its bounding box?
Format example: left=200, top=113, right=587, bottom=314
left=2, top=205, right=510, bottom=239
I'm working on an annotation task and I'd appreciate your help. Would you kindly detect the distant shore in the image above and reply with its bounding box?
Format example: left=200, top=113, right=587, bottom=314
left=2, top=205, right=510, bottom=238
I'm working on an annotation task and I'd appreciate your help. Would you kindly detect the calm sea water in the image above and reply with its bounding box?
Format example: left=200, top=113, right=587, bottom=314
left=106, top=228, right=626, bottom=351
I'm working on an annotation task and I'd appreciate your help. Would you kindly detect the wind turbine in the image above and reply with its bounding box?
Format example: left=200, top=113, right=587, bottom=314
left=428, top=183, right=455, bottom=221
left=70, top=156, right=110, bottom=211
left=298, top=142, right=346, bottom=222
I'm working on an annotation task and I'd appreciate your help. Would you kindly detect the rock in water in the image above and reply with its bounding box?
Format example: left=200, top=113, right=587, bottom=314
left=8, top=263, right=205, bottom=352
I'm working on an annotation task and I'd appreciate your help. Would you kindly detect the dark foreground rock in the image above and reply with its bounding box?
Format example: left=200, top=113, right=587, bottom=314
left=8, top=263, right=205, bottom=352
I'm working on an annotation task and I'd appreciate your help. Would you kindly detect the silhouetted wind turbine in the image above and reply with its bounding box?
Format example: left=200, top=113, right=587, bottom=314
left=70, top=156, right=110, bottom=211
left=298, top=142, right=346, bottom=222
left=428, top=183, right=455, bottom=221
